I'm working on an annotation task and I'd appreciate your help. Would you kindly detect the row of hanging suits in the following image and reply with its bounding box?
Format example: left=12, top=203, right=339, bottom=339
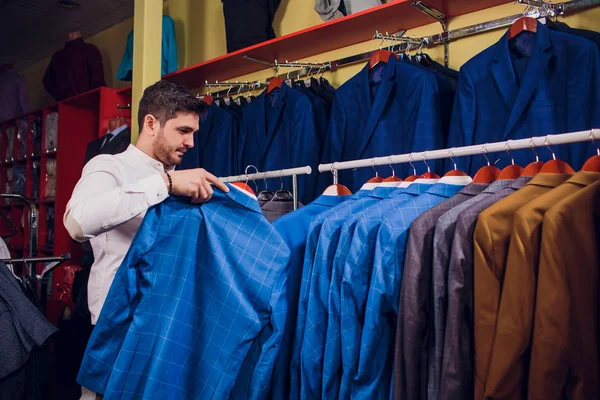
left=181, top=20, right=599, bottom=207
left=272, top=153, right=600, bottom=400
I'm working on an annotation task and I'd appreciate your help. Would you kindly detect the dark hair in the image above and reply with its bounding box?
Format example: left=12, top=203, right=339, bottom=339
left=138, top=80, right=206, bottom=131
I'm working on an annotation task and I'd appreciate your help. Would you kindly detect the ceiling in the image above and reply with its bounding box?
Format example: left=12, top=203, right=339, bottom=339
left=0, top=0, right=134, bottom=71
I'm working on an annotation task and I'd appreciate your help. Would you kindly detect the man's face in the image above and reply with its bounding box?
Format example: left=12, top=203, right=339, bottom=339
left=152, top=112, right=198, bottom=168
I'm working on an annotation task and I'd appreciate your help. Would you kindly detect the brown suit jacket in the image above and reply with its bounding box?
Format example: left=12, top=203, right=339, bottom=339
left=472, top=173, right=572, bottom=400
left=485, top=171, right=600, bottom=400
left=527, top=179, right=600, bottom=400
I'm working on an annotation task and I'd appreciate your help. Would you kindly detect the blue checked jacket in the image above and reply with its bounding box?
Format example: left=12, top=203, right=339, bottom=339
left=337, top=183, right=433, bottom=400
left=355, top=182, right=467, bottom=400
left=77, top=184, right=290, bottom=400
left=301, top=186, right=397, bottom=399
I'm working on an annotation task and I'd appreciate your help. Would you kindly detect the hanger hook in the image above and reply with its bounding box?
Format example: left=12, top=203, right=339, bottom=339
left=261, top=172, right=269, bottom=192
left=244, top=165, right=260, bottom=192
left=274, top=60, right=280, bottom=77
left=449, top=148, right=458, bottom=171
left=482, top=144, right=491, bottom=166
left=371, top=158, right=379, bottom=178
left=408, top=153, right=417, bottom=176
left=505, top=140, right=515, bottom=165
left=388, top=156, right=395, bottom=177
left=226, top=82, right=233, bottom=97
left=237, top=82, right=244, bottom=95
left=422, top=152, right=431, bottom=173
left=545, top=135, right=557, bottom=161
left=590, top=128, right=600, bottom=156
left=529, top=137, right=540, bottom=163
left=279, top=169, right=284, bottom=191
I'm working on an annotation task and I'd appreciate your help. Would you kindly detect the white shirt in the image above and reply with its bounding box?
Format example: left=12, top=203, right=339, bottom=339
left=64, top=144, right=169, bottom=324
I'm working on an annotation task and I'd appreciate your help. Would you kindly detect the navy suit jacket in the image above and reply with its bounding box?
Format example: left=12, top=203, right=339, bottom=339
left=321, top=58, right=445, bottom=192
left=179, top=103, right=239, bottom=177
left=239, top=83, right=322, bottom=204
left=77, top=185, right=290, bottom=400
left=447, top=22, right=600, bottom=174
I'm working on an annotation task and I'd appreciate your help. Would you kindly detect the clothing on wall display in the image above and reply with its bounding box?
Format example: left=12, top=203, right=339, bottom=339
left=84, top=124, right=131, bottom=166
left=0, top=64, right=28, bottom=123
left=117, top=15, right=178, bottom=81
left=43, top=38, right=106, bottom=101
left=446, top=22, right=600, bottom=175
left=78, top=184, right=290, bottom=400
left=222, top=0, right=281, bottom=53
left=44, top=112, right=58, bottom=151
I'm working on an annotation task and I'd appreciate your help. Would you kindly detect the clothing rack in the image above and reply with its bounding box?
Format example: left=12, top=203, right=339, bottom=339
left=2, top=253, right=71, bottom=280
left=203, top=80, right=266, bottom=99
left=243, top=56, right=334, bottom=84
left=221, top=166, right=312, bottom=210
left=242, top=0, right=597, bottom=71
left=319, top=129, right=599, bottom=182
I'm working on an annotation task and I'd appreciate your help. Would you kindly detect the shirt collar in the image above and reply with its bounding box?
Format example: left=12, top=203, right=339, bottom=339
left=126, top=144, right=166, bottom=173
left=311, top=194, right=351, bottom=207
left=107, top=124, right=128, bottom=137
left=372, top=186, right=397, bottom=199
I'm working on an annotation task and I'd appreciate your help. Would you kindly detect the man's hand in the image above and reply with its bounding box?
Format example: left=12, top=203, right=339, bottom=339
left=163, top=169, right=229, bottom=204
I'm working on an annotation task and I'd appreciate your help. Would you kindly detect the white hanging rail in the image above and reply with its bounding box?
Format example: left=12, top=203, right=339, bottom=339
left=221, top=166, right=312, bottom=210
left=318, top=129, right=599, bottom=173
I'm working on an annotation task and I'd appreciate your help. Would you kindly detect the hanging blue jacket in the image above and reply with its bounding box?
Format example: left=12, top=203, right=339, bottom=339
left=446, top=22, right=600, bottom=174
left=117, top=15, right=178, bottom=81
left=77, top=185, right=290, bottom=400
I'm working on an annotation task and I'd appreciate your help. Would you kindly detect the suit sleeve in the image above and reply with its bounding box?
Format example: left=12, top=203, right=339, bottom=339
left=318, top=95, right=346, bottom=193
left=446, top=69, right=477, bottom=174
left=233, top=268, right=289, bottom=400
left=293, top=98, right=322, bottom=204
left=76, top=207, right=159, bottom=394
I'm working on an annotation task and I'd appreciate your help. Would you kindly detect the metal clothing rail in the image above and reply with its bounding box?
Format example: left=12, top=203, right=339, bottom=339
left=243, top=0, right=598, bottom=73
left=221, top=166, right=312, bottom=211
left=203, top=80, right=266, bottom=99
left=318, top=129, right=600, bottom=181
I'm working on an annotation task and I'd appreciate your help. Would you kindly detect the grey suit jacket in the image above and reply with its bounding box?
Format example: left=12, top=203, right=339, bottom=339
left=393, top=182, right=474, bottom=400
left=427, top=181, right=511, bottom=399
left=259, top=198, right=303, bottom=223
left=439, top=176, right=531, bottom=400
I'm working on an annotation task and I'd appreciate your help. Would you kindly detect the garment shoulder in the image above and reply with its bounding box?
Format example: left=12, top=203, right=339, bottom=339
left=81, top=153, right=127, bottom=177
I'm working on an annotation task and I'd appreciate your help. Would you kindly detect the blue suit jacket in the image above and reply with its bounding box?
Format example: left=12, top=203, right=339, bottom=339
left=239, top=83, right=322, bottom=204
left=269, top=194, right=350, bottom=400
left=290, top=190, right=374, bottom=399
left=117, top=15, right=178, bottom=81
left=301, top=187, right=397, bottom=399
left=179, top=103, right=239, bottom=177
left=320, top=58, right=445, bottom=192
left=447, top=22, right=600, bottom=174
left=337, top=183, right=433, bottom=400
left=77, top=185, right=290, bottom=400
left=350, top=182, right=466, bottom=400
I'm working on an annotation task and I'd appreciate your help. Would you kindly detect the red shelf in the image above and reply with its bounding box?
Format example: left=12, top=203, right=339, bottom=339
left=164, top=0, right=511, bottom=88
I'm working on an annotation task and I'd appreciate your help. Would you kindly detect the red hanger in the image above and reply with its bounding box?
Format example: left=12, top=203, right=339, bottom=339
left=404, top=175, right=419, bottom=182
left=539, top=137, right=575, bottom=174
left=201, top=94, right=213, bottom=105
left=444, top=150, right=469, bottom=177
left=522, top=139, right=544, bottom=176
left=497, top=143, right=523, bottom=179
left=404, top=155, right=419, bottom=181
left=473, top=146, right=500, bottom=183
left=419, top=153, right=440, bottom=179
left=582, top=132, right=600, bottom=172
left=382, top=159, right=403, bottom=182
left=366, top=177, right=384, bottom=183
left=232, top=182, right=255, bottom=195
left=508, top=16, right=538, bottom=40
left=323, top=184, right=352, bottom=196
left=369, top=49, right=398, bottom=69
left=267, top=76, right=283, bottom=94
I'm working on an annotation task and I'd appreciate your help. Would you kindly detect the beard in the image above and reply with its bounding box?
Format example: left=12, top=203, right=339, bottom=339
left=153, top=129, right=187, bottom=169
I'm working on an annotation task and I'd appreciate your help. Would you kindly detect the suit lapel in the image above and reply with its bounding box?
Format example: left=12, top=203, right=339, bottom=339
left=503, top=24, right=554, bottom=139
left=101, top=128, right=131, bottom=155
left=198, top=108, right=214, bottom=154
left=491, top=33, right=519, bottom=110
left=254, top=94, right=267, bottom=156
left=263, top=83, right=287, bottom=156
left=356, top=60, right=396, bottom=159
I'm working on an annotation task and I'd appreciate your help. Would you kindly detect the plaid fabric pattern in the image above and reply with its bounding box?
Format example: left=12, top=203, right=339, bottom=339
left=440, top=176, right=531, bottom=400
left=290, top=190, right=373, bottom=399
left=78, top=184, right=290, bottom=400
left=300, top=189, right=393, bottom=399
left=337, top=184, right=432, bottom=400
left=354, top=183, right=464, bottom=400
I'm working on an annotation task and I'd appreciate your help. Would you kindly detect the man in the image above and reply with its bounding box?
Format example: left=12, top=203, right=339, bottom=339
left=63, top=79, right=229, bottom=400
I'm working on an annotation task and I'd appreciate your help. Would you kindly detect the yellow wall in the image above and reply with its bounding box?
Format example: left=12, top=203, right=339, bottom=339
left=20, top=0, right=600, bottom=110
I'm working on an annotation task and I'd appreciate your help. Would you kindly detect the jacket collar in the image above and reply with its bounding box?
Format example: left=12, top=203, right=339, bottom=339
left=491, top=22, right=555, bottom=140
left=458, top=182, right=490, bottom=196
left=223, top=183, right=262, bottom=214
left=405, top=182, right=436, bottom=196
left=425, top=182, right=467, bottom=198
left=563, top=171, right=600, bottom=187
left=527, top=172, right=573, bottom=189
left=311, top=194, right=351, bottom=207
left=482, top=178, right=516, bottom=194
left=255, top=83, right=288, bottom=157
